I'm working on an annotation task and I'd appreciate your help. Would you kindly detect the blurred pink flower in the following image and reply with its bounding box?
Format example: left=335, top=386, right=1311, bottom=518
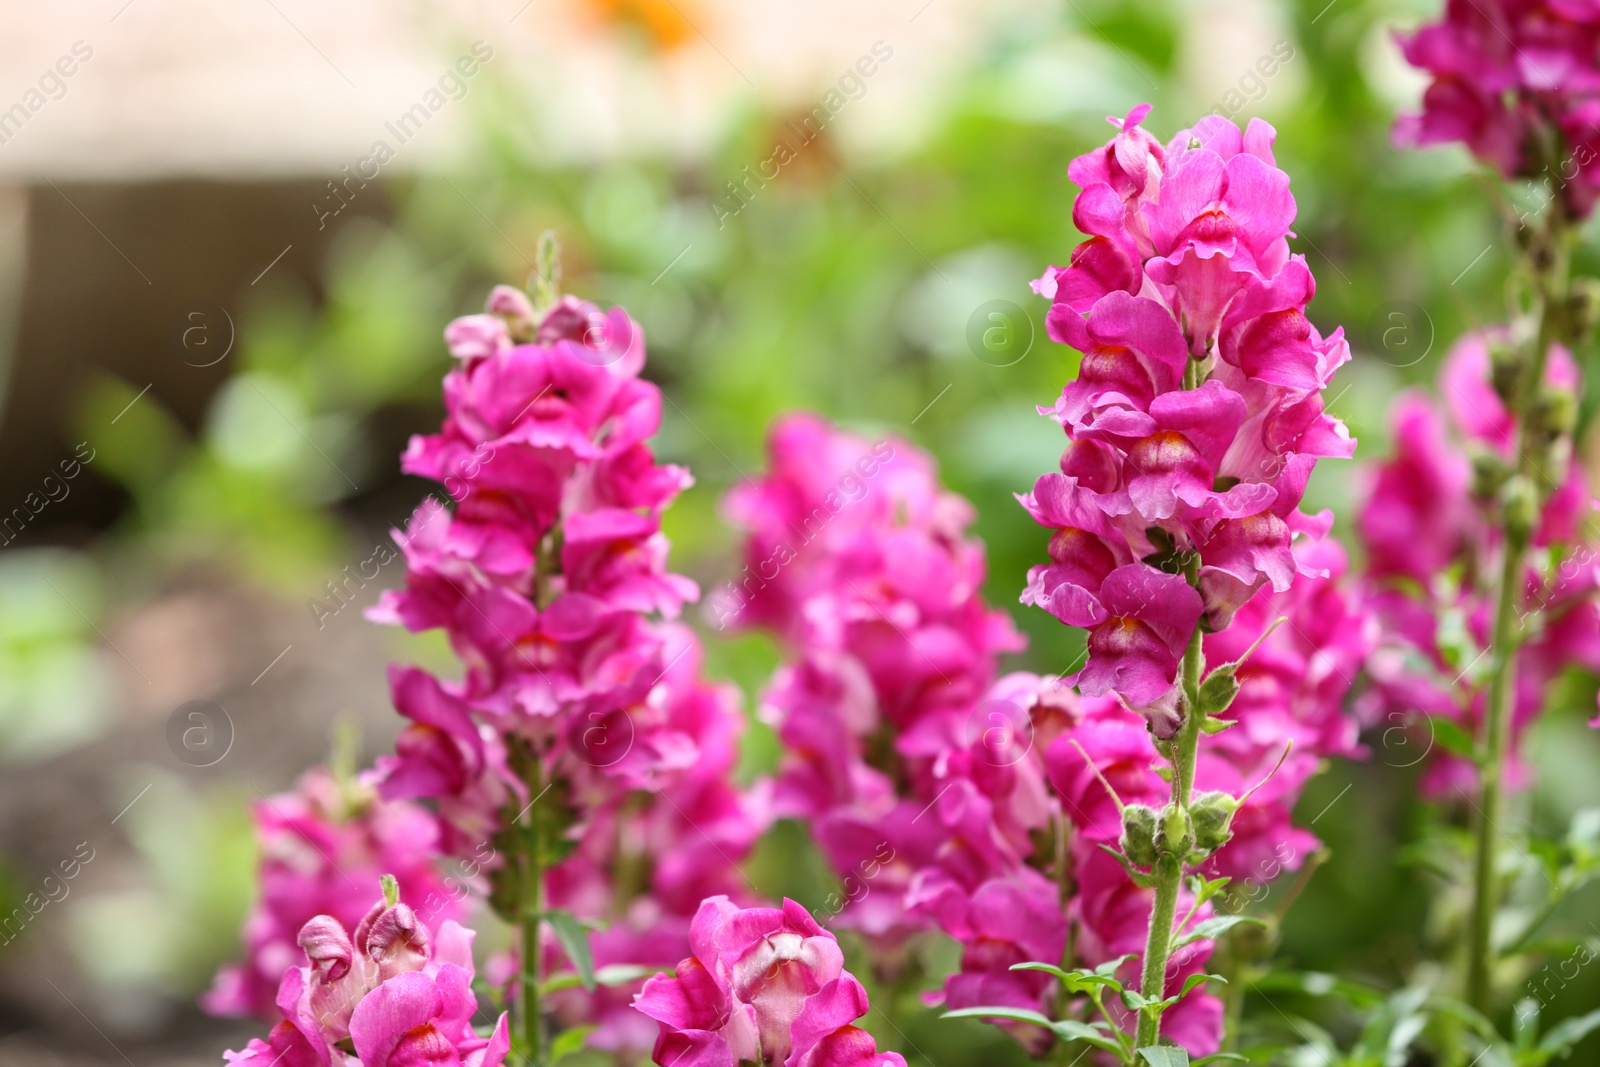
left=1396, top=0, right=1600, bottom=216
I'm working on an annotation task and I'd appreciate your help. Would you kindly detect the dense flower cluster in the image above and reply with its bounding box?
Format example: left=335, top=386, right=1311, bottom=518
left=365, top=284, right=766, bottom=1053
left=1026, top=104, right=1352, bottom=735
left=1357, top=331, right=1600, bottom=793
left=205, top=768, right=462, bottom=1020
left=225, top=887, right=510, bottom=1067
left=1396, top=0, right=1600, bottom=217
left=212, top=283, right=766, bottom=1061
left=634, top=896, right=907, bottom=1067
left=722, top=415, right=1060, bottom=1001
left=725, top=407, right=1369, bottom=1056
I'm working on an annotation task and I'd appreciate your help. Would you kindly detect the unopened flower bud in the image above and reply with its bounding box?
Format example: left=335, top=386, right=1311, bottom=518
left=486, top=284, right=537, bottom=341
left=1488, top=341, right=1521, bottom=403
left=1189, top=789, right=1239, bottom=855
left=444, top=314, right=510, bottom=361
left=1120, top=804, right=1160, bottom=868
left=298, top=914, right=354, bottom=983
left=1471, top=451, right=1508, bottom=500
left=1155, top=803, right=1193, bottom=859
left=298, top=914, right=368, bottom=1042
left=536, top=294, right=595, bottom=345
left=1534, top=388, right=1577, bottom=440
left=1501, top=474, right=1540, bottom=539
left=1197, top=665, right=1240, bottom=717
left=1567, top=279, right=1600, bottom=343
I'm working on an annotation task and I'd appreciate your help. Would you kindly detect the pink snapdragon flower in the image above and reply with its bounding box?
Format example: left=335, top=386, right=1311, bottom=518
left=633, top=896, right=907, bottom=1067
left=361, top=283, right=764, bottom=1058
left=205, top=768, right=461, bottom=1020
left=1027, top=106, right=1352, bottom=729
left=1396, top=0, right=1600, bottom=217
left=720, top=412, right=1022, bottom=865
left=224, top=889, right=510, bottom=1067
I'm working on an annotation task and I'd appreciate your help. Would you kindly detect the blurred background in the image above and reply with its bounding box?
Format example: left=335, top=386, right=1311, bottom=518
left=3, top=0, right=1599, bottom=1063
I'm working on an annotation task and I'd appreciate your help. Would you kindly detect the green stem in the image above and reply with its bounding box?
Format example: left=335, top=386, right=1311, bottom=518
left=1465, top=198, right=1570, bottom=1014
left=1135, top=855, right=1183, bottom=1048
left=1051, top=813, right=1079, bottom=1064
left=1135, top=624, right=1206, bottom=1049
left=1465, top=529, right=1526, bottom=1012
left=520, top=756, right=547, bottom=1067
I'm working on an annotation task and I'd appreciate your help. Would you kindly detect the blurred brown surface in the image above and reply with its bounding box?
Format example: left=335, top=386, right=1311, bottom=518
left=0, top=179, right=393, bottom=540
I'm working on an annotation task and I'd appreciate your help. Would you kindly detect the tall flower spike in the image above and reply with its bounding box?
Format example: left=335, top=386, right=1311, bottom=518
left=1357, top=332, right=1600, bottom=798
left=361, top=266, right=764, bottom=1061
left=1027, top=105, right=1352, bottom=732
left=1027, top=105, right=1362, bottom=1055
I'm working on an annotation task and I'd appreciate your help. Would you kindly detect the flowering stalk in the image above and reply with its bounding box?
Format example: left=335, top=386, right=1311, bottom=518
left=1466, top=195, right=1572, bottom=1012
left=1025, top=103, right=1360, bottom=1055
left=358, top=244, right=763, bottom=1063
left=1135, top=623, right=1204, bottom=1048
left=1391, top=3, right=1600, bottom=1011
left=519, top=749, right=547, bottom=1067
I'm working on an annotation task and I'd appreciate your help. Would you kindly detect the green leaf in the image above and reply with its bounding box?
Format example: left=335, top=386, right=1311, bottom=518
left=942, top=1006, right=1056, bottom=1031
left=1192, top=1055, right=1248, bottom=1065
left=549, top=1024, right=594, bottom=1063
left=1175, top=915, right=1265, bottom=949
left=1178, top=973, right=1226, bottom=1000
left=1538, top=1006, right=1600, bottom=1056
left=1200, top=717, right=1238, bottom=734
left=542, top=910, right=596, bottom=992
left=1252, top=969, right=1386, bottom=1008
left=1138, top=1048, right=1191, bottom=1067
left=1189, top=875, right=1232, bottom=904
left=1047, top=1019, right=1124, bottom=1053
left=1512, top=998, right=1539, bottom=1053
left=1353, top=986, right=1427, bottom=1061
left=595, top=963, right=658, bottom=987
left=1424, top=716, right=1477, bottom=759
left=1097, top=843, right=1155, bottom=887
left=1095, top=954, right=1137, bottom=978
left=540, top=963, right=660, bottom=996
left=1120, top=989, right=1159, bottom=1013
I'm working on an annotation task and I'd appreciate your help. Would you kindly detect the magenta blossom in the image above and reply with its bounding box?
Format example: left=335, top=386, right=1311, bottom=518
left=1396, top=0, right=1600, bottom=217
left=205, top=769, right=462, bottom=1020
left=224, top=889, right=509, bottom=1067
left=633, top=896, right=907, bottom=1067
left=360, top=282, right=765, bottom=1059
left=1026, top=106, right=1352, bottom=731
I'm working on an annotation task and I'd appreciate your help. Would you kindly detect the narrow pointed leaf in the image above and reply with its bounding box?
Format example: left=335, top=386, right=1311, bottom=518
left=542, top=909, right=596, bottom=992
left=942, top=1006, right=1056, bottom=1031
